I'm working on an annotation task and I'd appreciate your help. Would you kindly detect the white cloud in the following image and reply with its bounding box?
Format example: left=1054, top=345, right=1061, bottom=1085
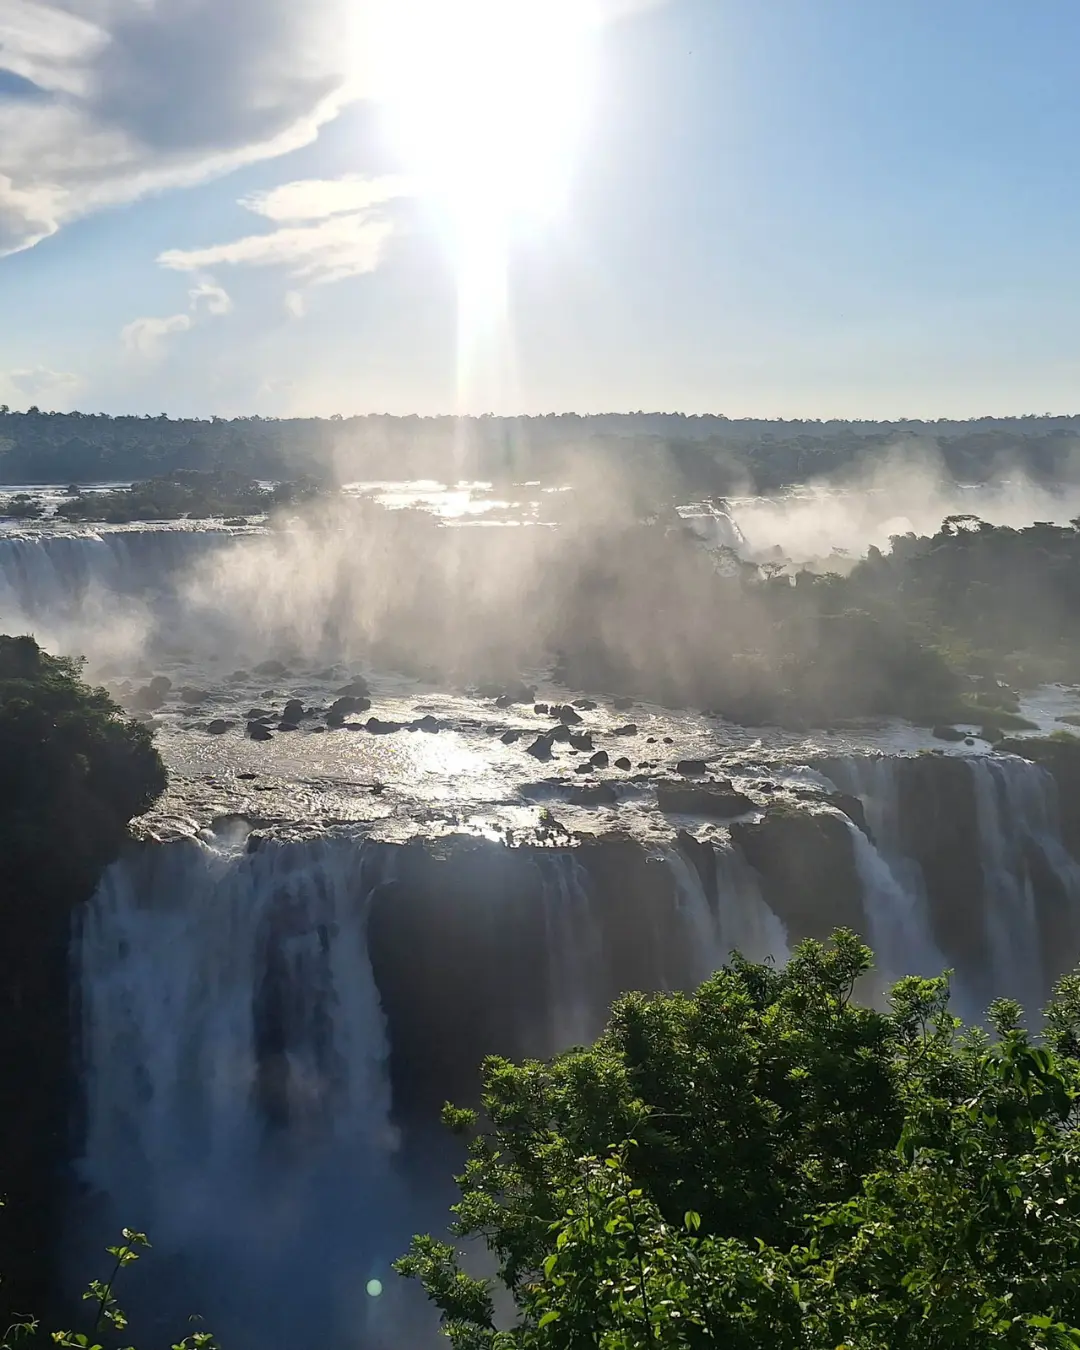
left=0, top=0, right=363, bottom=256
left=121, top=312, right=192, bottom=356
left=284, top=289, right=307, bottom=319
left=157, top=174, right=407, bottom=289
left=188, top=277, right=233, bottom=315
left=242, top=174, right=410, bottom=223
left=0, top=365, right=84, bottom=409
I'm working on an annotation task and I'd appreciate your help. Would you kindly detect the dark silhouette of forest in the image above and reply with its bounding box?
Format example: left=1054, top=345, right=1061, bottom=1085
left=3, top=408, right=1080, bottom=489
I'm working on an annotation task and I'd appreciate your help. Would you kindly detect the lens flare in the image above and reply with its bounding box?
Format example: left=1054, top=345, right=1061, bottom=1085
left=369, top=0, right=597, bottom=409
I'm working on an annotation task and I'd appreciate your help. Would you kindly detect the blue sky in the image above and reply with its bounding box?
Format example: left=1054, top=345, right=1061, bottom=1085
left=2, top=0, right=1080, bottom=418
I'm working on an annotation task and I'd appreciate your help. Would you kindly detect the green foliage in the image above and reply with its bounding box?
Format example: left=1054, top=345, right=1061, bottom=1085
left=398, top=933, right=1080, bottom=1348
left=0, top=635, right=166, bottom=888
left=2, top=1227, right=217, bottom=1350
left=54, top=471, right=321, bottom=524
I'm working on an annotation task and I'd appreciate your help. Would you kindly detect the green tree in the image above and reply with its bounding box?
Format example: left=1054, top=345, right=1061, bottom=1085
left=398, top=934, right=1080, bottom=1348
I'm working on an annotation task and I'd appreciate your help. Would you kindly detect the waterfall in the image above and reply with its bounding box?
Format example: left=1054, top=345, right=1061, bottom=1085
left=0, top=529, right=237, bottom=665
left=822, top=752, right=1080, bottom=1020
left=663, top=842, right=788, bottom=987
left=535, top=851, right=607, bottom=1050
left=75, top=834, right=408, bottom=1350
left=969, top=755, right=1080, bottom=1012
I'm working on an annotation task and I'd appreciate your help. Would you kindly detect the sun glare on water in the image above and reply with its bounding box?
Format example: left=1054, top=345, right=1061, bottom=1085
left=369, top=0, right=598, bottom=405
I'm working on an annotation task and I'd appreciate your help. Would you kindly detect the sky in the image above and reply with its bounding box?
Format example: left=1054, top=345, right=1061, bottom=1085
left=3, top=0, right=1080, bottom=419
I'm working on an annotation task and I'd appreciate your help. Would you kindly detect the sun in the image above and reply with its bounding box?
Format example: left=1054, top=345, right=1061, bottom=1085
left=366, top=0, right=598, bottom=408
left=372, top=0, right=596, bottom=232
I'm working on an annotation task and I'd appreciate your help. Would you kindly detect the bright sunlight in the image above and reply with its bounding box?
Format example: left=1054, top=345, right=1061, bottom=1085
left=367, top=0, right=598, bottom=408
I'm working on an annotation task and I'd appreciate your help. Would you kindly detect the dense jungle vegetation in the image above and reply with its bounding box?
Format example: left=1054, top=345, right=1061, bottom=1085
left=0, top=638, right=166, bottom=1334
left=400, top=930, right=1080, bottom=1349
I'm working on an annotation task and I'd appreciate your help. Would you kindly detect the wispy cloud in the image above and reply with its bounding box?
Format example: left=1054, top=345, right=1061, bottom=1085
left=121, top=312, right=193, bottom=356
left=0, top=365, right=84, bottom=409
left=158, top=174, right=408, bottom=290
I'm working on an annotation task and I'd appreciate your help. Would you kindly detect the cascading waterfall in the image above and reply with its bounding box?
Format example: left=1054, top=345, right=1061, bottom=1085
left=970, top=755, right=1080, bottom=1010
left=663, top=842, right=788, bottom=987
left=534, top=851, right=607, bottom=1050
left=75, top=834, right=407, bottom=1350
left=823, top=752, right=1080, bottom=1020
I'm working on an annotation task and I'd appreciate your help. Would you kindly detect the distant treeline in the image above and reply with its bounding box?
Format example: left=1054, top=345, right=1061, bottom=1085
left=2, top=409, right=1080, bottom=490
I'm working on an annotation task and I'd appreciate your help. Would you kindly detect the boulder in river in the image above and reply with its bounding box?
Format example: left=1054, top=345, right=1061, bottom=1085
left=569, top=732, right=594, bottom=752
left=365, top=717, right=403, bottom=735
left=558, top=705, right=584, bottom=725
left=676, top=759, right=708, bottom=776
left=179, top=687, right=210, bottom=704
left=282, top=698, right=305, bottom=724
left=254, top=659, right=289, bottom=677
left=614, top=756, right=632, bottom=770
left=330, top=695, right=372, bottom=718
left=411, top=715, right=440, bottom=733
left=613, top=724, right=638, bottom=737
left=656, top=783, right=755, bottom=818
left=500, top=729, right=523, bottom=744
left=526, top=734, right=553, bottom=760
left=206, top=719, right=229, bottom=735
left=533, top=703, right=549, bottom=716
left=336, top=677, right=372, bottom=699
left=573, top=699, right=597, bottom=710
left=247, top=722, right=273, bottom=742
left=590, top=750, right=609, bottom=768
left=613, top=695, right=634, bottom=710
left=932, top=725, right=966, bottom=742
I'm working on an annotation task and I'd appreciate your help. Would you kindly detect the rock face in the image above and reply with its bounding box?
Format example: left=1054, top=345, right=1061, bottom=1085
left=894, top=755, right=986, bottom=976
left=657, top=783, right=755, bottom=819
left=731, top=805, right=864, bottom=940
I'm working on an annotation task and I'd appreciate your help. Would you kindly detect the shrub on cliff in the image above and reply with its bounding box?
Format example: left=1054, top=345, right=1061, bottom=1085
left=399, top=931, right=1080, bottom=1348
left=0, top=635, right=166, bottom=1331
left=0, top=635, right=165, bottom=892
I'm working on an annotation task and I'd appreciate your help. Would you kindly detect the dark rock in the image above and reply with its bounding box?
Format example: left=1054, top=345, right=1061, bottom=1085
left=590, top=751, right=609, bottom=768
left=129, top=684, right=164, bottom=712
left=411, top=715, right=440, bottom=733
left=311, top=726, right=326, bottom=734
left=657, top=784, right=755, bottom=818
left=731, top=805, right=863, bottom=941
left=676, top=759, right=708, bottom=776
left=276, top=721, right=299, bottom=732
left=614, top=724, right=638, bottom=737
left=549, top=724, right=572, bottom=743
left=569, top=732, right=594, bottom=752
left=613, top=696, right=634, bottom=710
left=337, top=677, right=372, bottom=699
left=330, top=695, right=372, bottom=718
left=179, top=687, right=210, bottom=704
left=965, top=737, right=975, bottom=746
left=325, top=711, right=345, bottom=728
left=526, top=735, right=553, bottom=761
left=574, top=762, right=594, bottom=774
left=533, top=703, right=549, bottom=716
left=282, top=698, right=305, bottom=723
left=646, top=736, right=657, bottom=744
left=558, top=705, right=584, bottom=725
left=366, top=718, right=403, bottom=734
left=254, top=659, right=289, bottom=676
left=149, top=675, right=172, bottom=696
left=573, top=699, right=597, bottom=710
left=245, top=708, right=273, bottom=721
left=614, top=757, right=632, bottom=770
left=495, top=694, right=513, bottom=708
left=247, top=722, right=273, bottom=742
left=206, top=719, right=229, bottom=735
left=237, top=773, right=257, bottom=780
left=663, top=737, right=673, bottom=745
left=932, top=725, right=966, bottom=742
left=500, top=729, right=523, bottom=744
left=569, top=782, right=619, bottom=806
left=228, top=670, right=249, bottom=682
